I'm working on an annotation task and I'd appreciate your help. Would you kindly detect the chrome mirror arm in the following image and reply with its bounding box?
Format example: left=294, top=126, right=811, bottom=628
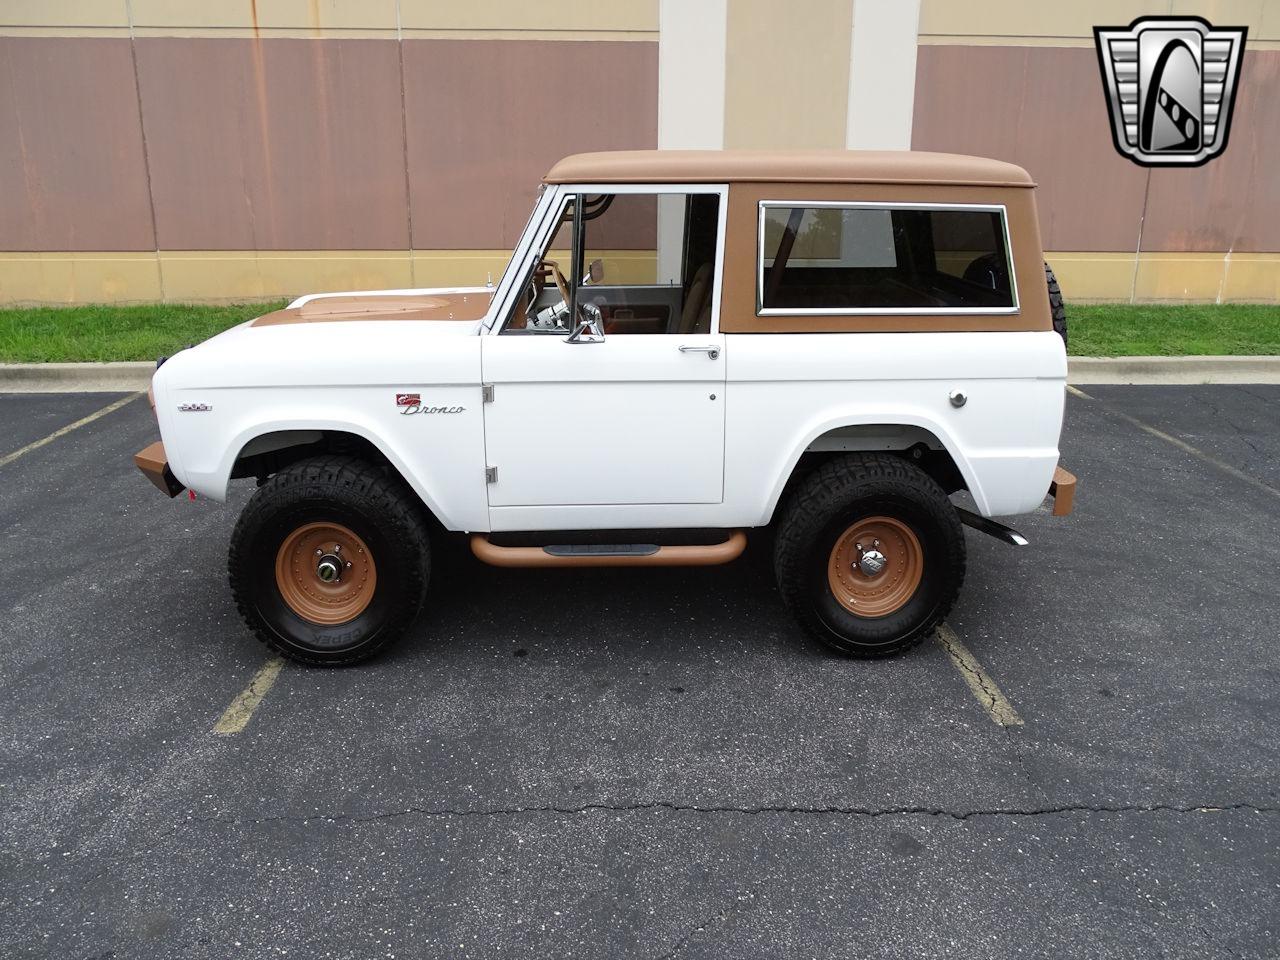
left=564, top=302, right=605, bottom=344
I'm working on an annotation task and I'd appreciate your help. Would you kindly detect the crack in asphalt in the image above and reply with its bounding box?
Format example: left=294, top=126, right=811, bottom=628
left=1189, top=391, right=1265, bottom=455
left=1233, top=384, right=1280, bottom=407
left=172, top=800, right=1279, bottom=830
left=655, top=905, right=733, bottom=960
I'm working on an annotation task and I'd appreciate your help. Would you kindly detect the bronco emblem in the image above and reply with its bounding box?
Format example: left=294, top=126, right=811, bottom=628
left=1094, top=16, right=1247, bottom=168
left=395, top=392, right=463, bottom=414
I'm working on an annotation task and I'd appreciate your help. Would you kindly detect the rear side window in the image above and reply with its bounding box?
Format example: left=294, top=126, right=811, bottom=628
left=758, top=202, right=1018, bottom=314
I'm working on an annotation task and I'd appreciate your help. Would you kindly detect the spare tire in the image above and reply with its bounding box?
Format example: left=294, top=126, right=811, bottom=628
left=964, top=254, right=1068, bottom=348
left=1045, top=262, right=1067, bottom=347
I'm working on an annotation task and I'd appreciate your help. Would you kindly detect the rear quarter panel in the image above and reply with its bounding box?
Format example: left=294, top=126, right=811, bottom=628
left=726, top=330, right=1067, bottom=521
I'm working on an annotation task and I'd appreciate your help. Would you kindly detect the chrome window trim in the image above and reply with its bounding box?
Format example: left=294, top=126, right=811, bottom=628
left=491, top=183, right=731, bottom=335
left=485, top=185, right=562, bottom=332
left=755, top=200, right=1020, bottom=317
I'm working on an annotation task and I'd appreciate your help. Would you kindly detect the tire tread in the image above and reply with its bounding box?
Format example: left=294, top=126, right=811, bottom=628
left=228, top=455, right=430, bottom=666
left=774, top=453, right=965, bottom=657
left=1045, top=261, right=1067, bottom=347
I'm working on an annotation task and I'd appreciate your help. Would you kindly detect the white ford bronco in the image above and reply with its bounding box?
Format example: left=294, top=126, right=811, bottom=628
left=136, top=150, right=1076, bottom=666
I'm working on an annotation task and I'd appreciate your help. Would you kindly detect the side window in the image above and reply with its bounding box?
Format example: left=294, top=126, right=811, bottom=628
left=578, top=192, right=719, bottom=335
left=504, top=191, right=721, bottom=335
left=758, top=203, right=1017, bottom=313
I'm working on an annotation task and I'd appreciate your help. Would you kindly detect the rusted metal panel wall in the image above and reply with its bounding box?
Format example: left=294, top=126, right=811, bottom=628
left=0, top=38, right=156, bottom=251
left=1142, top=50, right=1280, bottom=253
left=403, top=39, right=658, bottom=250
left=0, top=35, right=659, bottom=253
left=135, top=38, right=410, bottom=250
left=912, top=44, right=1280, bottom=254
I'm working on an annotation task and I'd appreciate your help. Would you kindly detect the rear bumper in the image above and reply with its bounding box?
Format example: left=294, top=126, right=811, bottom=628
left=134, top=441, right=185, bottom=498
left=1049, top=466, right=1077, bottom=516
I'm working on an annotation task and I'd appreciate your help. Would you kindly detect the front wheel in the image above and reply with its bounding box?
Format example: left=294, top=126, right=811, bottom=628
left=774, top=454, right=965, bottom=657
left=229, top=456, right=430, bottom=666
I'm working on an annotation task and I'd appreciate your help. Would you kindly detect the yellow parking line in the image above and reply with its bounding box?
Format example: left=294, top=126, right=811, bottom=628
left=1065, top=384, right=1093, bottom=400
left=213, top=657, right=285, bottom=735
left=0, top=392, right=144, bottom=468
left=936, top=624, right=1023, bottom=727
left=1068, top=386, right=1280, bottom=501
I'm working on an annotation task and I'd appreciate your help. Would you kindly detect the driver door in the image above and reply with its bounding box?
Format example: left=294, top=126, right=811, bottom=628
left=481, top=187, right=727, bottom=517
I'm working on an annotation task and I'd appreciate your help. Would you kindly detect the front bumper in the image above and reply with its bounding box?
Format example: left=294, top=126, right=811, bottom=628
left=1049, top=466, right=1077, bottom=516
left=134, top=441, right=185, bottom=498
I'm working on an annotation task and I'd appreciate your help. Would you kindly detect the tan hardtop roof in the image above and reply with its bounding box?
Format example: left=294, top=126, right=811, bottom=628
left=544, top=150, right=1035, bottom=188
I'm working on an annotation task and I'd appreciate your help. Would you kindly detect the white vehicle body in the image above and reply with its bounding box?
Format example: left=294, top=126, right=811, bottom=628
left=147, top=152, right=1068, bottom=536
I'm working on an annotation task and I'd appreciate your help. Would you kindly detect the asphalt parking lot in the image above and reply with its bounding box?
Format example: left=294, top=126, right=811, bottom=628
left=2, top=385, right=1278, bottom=959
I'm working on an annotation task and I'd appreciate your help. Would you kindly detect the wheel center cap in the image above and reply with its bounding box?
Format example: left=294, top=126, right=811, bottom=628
left=316, top=554, right=342, bottom=583
left=857, top=549, right=887, bottom=576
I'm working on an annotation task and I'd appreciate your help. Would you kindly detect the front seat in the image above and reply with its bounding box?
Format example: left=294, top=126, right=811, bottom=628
left=677, top=263, right=713, bottom=335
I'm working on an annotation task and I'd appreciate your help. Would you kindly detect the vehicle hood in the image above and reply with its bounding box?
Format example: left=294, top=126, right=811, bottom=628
left=253, top=287, right=493, bottom=326
left=153, top=288, right=490, bottom=393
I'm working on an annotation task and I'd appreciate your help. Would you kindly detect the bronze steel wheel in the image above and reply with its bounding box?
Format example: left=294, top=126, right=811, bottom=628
left=274, top=521, right=377, bottom=626
left=230, top=455, right=430, bottom=666
left=826, top=515, right=924, bottom=618
left=774, top=453, right=965, bottom=658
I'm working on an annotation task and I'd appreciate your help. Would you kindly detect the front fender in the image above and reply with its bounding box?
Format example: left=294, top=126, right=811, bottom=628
left=167, top=389, right=491, bottom=532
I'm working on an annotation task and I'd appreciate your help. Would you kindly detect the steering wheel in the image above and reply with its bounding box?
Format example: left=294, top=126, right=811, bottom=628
left=535, top=258, right=571, bottom=304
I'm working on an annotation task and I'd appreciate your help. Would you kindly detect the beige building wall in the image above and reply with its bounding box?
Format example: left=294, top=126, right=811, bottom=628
left=916, top=0, right=1280, bottom=301
left=0, top=0, right=658, bottom=304
left=2, top=0, right=1278, bottom=303
left=722, top=0, right=853, bottom=149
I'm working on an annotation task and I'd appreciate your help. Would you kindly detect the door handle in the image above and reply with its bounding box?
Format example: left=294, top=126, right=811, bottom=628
left=678, top=344, right=720, bottom=360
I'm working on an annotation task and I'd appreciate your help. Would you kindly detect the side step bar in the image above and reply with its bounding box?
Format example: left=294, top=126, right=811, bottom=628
left=470, top=530, right=748, bottom=568
left=956, top=509, right=1029, bottom=547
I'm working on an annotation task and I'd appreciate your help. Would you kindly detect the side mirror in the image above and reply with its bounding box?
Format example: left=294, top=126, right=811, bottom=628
left=564, top=302, right=605, bottom=344
left=587, top=258, right=604, bottom=284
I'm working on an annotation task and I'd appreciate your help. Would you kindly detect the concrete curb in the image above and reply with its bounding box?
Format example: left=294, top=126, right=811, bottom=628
left=1, top=356, right=1280, bottom=392
left=0, top=362, right=154, bottom=393
left=1067, top=356, right=1280, bottom=384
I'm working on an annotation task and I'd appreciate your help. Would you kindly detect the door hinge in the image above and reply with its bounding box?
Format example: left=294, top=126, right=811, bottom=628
left=482, top=383, right=495, bottom=403
left=485, top=466, right=497, bottom=484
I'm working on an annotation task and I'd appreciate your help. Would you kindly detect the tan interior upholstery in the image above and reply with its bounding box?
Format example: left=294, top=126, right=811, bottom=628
left=677, top=262, right=713, bottom=335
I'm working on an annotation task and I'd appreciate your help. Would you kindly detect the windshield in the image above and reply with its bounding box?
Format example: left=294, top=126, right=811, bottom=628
left=486, top=184, right=550, bottom=322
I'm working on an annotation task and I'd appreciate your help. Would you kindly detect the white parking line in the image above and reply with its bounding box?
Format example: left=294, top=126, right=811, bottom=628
left=213, top=657, right=285, bottom=735
left=936, top=624, right=1024, bottom=727
left=0, top=392, right=144, bottom=468
left=1067, top=385, right=1280, bottom=501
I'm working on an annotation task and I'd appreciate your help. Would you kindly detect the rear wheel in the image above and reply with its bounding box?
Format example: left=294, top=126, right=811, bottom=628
left=229, top=456, right=430, bottom=666
left=774, top=454, right=965, bottom=657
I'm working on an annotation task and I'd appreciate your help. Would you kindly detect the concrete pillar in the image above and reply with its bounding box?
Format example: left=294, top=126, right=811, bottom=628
left=657, top=0, right=728, bottom=149
left=846, top=0, right=922, bottom=149
left=658, top=0, right=923, bottom=153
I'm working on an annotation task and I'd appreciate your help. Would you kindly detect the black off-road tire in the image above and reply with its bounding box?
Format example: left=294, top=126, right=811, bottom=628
left=229, top=455, right=430, bottom=666
left=774, top=454, right=965, bottom=658
left=1045, top=262, right=1067, bottom=347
